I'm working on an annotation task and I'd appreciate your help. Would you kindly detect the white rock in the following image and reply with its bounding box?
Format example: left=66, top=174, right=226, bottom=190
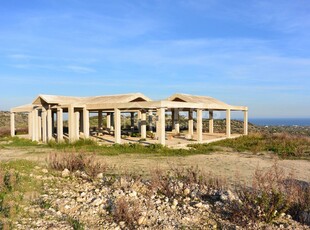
left=129, top=190, right=137, bottom=198
left=92, top=198, right=102, bottom=206
left=138, top=216, right=146, bottom=225
left=42, top=168, right=48, bottom=174
left=80, top=192, right=86, bottom=197
left=97, top=173, right=104, bottom=179
left=62, top=169, right=70, bottom=177
left=172, top=199, right=178, bottom=206
left=183, top=188, right=190, bottom=196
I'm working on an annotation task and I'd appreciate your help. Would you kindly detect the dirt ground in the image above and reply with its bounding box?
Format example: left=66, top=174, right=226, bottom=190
left=0, top=146, right=309, bottom=184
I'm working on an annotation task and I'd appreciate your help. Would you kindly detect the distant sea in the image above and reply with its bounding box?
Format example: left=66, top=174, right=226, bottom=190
left=248, top=118, right=310, bottom=126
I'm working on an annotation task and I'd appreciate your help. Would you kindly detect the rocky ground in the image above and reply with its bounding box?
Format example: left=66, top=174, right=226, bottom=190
left=12, top=166, right=310, bottom=230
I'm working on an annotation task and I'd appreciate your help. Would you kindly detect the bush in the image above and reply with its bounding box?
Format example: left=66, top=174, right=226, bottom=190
left=227, top=163, right=310, bottom=226
left=48, top=152, right=108, bottom=179
left=111, top=196, right=141, bottom=228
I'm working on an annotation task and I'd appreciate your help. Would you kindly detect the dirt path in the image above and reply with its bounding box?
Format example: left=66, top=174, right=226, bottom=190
left=1, top=147, right=309, bottom=183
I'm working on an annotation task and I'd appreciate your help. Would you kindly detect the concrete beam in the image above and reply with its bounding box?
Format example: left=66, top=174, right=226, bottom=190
left=197, top=109, right=203, bottom=142
left=10, top=112, right=15, bottom=137
left=209, top=110, right=214, bottom=134
left=226, top=109, right=231, bottom=138
left=114, top=108, right=121, bottom=144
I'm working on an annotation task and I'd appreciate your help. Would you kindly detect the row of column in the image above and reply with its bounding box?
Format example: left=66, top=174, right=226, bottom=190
left=10, top=107, right=248, bottom=146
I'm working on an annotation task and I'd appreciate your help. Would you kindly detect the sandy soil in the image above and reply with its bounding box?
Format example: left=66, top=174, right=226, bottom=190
left=0, top=147, right=309, bottom=184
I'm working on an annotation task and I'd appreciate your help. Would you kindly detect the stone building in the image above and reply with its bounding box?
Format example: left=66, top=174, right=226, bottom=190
left=10, top=93, right=248, bottom=146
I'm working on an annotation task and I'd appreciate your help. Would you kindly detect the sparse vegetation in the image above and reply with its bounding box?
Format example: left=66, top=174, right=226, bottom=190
left=224, top=163, right=310, bottom=227
left=0, top=160, right=41, bottom=228
left=207, top=133, right=310, bottom=158
left=48, top=152, right=108, bottom=179
left=111, top=196, right=141, bottom=228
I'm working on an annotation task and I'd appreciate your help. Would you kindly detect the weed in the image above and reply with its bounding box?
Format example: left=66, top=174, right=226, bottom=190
left=112, top=196, right=141, bottom=228
left=48, top=152, right=108, bottom=179
left=67, top=216, right=84, bottom=230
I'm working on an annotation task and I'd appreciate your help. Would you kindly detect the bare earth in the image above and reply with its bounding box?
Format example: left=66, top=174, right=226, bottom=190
left=1, top=147, right=309, bottom=184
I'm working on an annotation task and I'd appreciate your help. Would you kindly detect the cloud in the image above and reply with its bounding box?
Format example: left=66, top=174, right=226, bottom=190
left=66, top=65, right=96, bottom=74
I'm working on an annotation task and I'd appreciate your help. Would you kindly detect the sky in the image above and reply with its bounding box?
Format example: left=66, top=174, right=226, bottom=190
left=0, top=0, right=309, bottom=118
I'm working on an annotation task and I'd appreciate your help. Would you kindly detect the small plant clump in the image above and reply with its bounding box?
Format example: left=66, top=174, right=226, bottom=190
left=48, top=152, right=108, bottom=179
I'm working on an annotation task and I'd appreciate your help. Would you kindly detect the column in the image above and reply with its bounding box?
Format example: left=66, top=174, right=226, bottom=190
left=114, top=108, right=121, bottom=144
left=188, top=109, right=194, bottom=136
left=244, top=110, right=248, bottom=135
left=106, top=112, right=111, bottom=129
left=197, top=109, right=203, bottom=142
left=98, top=110, right=102, bottom=130
left=68, top=106, right=75, bottom=142
left=171, top=110, right=175, bottom=130
left=28, top=112, right=32, bottom=139
left=110, top=113, right=114, bottom=130
left=10, top=112, right=15, bottom=137
left=32, top=109, right=39, bottom=141
left=79, top=111, right=84, bottom=133
left=157, top=108, right=166, bottom=145
left=75, top=111, right=80, bottom=140
left=47, top=108, right=52, bottom=141
left=130, top=112, right=135, bottom=128
left=41, top=108, right=47, bottom=143
left=226, top=109, right=231, bottom=138
left=174, top=108, right=180, bottom=134
left=141, top=111, right=147, bottom=139
left=148, top=110, right=153, bottom=131
left=57, top=108, right=63, bottom=142
left=137, top=110, right=142, bottom=132
left=38, top=113, right=42, bottom=141
left=83, top=107, right=90, bottom=138
left=209, top=110, right=214, bottom=134
left=52, top=111, right=55, bottom=134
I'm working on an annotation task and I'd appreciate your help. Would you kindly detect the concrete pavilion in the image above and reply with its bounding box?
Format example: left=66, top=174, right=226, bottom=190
left=10, top=93, right=248, bottom=146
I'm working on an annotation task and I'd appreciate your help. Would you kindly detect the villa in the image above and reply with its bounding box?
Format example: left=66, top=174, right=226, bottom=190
left=10, top=93, right=248, bottom=146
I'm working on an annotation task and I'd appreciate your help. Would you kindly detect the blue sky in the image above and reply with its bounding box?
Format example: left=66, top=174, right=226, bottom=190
left=0, top=0, right=309, bottom=118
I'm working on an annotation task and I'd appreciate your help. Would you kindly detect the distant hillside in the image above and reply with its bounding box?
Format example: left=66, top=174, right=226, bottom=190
left=0, top=111, right=28, bottom=136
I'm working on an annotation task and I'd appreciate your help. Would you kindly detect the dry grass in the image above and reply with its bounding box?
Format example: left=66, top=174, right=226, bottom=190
left=149, top=166, right=227, bottom=199
left=48, top=152, right=108, bottom=179
left=227, top=162, right=310, bottom=226
left=111, top=196, right=141, bottom=228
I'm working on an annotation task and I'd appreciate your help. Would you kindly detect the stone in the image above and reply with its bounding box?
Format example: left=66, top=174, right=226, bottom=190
left=61, top=169, right=70, bottom=178
left=42, top=168, right=48, bottom=174
left=138, top=216, right=146, bottom=225
left=129, top=190, right=137, bottom=198
left=97, top=173, right=104, bottom=179
left=172, top=199, right=178, bottom=206
left=92, top=198, right=103, bottom=206
left=183, top=188, right=190, bottom=196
